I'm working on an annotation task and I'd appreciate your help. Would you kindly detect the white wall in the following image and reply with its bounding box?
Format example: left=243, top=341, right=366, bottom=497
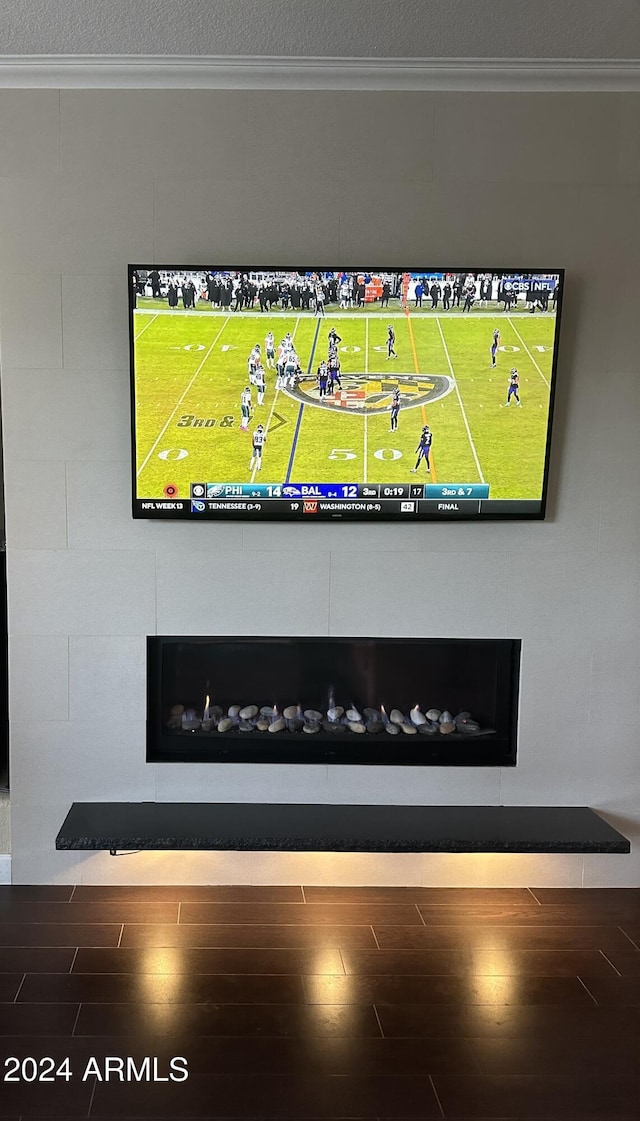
left=1, top=89, right=638, bottom=885
left=0, top=794, right=9, bottom=853
left=1, top=0, right=638, bottom=60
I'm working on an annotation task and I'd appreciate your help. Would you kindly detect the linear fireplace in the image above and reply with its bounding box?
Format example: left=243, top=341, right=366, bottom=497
left=147, top=637, right=520, bottom=766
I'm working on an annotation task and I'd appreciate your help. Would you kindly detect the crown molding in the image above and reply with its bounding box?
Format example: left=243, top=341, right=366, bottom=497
left=0, top=55, right=638, bottom=91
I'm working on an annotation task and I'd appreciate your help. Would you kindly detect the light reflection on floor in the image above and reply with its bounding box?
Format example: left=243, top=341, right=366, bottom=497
left=135, top=947, right=186, bottom=1025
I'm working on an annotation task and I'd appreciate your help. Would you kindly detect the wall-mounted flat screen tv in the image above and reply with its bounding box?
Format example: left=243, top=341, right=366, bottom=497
left=129, top=265, right=563, bottom=521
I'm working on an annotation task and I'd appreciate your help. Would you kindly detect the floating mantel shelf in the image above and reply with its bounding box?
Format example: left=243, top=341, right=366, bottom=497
left=55, top=803, right=631, bottom=855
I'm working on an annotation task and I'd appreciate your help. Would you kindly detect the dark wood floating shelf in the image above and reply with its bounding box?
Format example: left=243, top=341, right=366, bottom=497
left=56, top=803, right=630, bottom=855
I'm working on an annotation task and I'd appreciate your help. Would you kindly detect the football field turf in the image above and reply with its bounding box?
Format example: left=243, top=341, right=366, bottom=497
left=133, top=306, right=556, bottom=501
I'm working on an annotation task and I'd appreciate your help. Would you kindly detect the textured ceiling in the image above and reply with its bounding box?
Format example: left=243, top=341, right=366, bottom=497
left=0, top=0, right=638, bottom=59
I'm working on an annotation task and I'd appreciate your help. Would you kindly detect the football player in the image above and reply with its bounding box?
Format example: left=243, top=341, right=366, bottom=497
left=317, top=361, right=329, bottom=399
left=410, top=425, right=433, bottom=473
left=386, top=325, right=397, bottom=359
left=490, top=328, right=500, bottom=368
left=265, top=330, right=275, bottom=369
left=250, top=424, right=266, bottom=471
left=389, top=386, right=401, bottom=432
left=255, top=364, right=266, bottom=405
left=247, top=344, right=261, bottom=384
left=275, top=343, right=286, bottom=387
left=240, top=386, right=252, bottom=430
left=284, top=350, right=297, bottom=388
left=506, top=368, right=521, bottom=406
left=327, top=351, right=342, bottom=391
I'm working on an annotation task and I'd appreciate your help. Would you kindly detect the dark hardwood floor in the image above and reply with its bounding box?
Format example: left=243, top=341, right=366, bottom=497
left=1, top=884, right=640, bottom=1119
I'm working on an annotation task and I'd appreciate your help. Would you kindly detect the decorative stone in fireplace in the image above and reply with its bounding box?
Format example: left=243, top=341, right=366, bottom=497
left=147, top=637, right=520, bottom=766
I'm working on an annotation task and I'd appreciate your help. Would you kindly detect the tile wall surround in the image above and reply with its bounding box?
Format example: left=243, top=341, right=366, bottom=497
left=0, top=89, right=637, bottom=883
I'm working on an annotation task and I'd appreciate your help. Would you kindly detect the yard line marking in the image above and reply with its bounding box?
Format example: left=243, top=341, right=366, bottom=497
left=249, top=440, right=263, bottom=482
left=507, top=317, right=551, bottom=388
left=436, top=317, right=485, bottom=484
left=133, top=306, right=552, bottom=320
left=285, top=318, right=320, bottom=484
left=404, top=306, right=438, bottom=483
left=137, top=317, right=230, bottom=477
left=253, top=317, right=301, bottom=482
left=134, top=312, right=158, bottom=341
left=285, top=404, right=305, bottom=485
left=405, top=305, right=421, bottom=375
left=363, top=316, right=369, bottom=484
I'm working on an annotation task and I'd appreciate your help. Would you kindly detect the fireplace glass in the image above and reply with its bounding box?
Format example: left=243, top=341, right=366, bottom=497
left=147, top=637, right=520, bottom=766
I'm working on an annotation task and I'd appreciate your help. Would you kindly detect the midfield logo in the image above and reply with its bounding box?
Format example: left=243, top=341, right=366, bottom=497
left=285, top=373, right=454, bottom=415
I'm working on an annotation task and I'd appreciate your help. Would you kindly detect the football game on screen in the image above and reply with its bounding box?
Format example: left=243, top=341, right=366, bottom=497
left=130, top=267, right=561, bottom=520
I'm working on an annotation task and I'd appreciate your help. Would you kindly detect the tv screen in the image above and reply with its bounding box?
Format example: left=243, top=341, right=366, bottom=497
left=129, top=265, right=562, bottom=521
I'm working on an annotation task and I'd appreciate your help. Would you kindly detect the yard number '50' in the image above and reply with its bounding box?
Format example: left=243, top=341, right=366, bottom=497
left=328, top=448, right=357, bottom=460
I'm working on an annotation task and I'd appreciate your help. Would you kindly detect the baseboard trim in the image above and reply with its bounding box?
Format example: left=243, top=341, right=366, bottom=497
left=0, top=55, right=638, bottom=91
left=0, top=855, right=11, bottom=885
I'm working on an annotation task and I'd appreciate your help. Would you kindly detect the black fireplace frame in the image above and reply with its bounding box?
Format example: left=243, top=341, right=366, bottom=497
left=147, top=636, right=520, bottom=767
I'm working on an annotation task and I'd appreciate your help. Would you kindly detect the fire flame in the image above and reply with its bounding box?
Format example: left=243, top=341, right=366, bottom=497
left=204, top=694, right=210, bottom=720
left=380, top=704, right=389, bottom=724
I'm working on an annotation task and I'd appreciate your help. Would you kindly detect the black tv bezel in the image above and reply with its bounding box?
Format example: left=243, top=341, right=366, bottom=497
left=128, top=263, right=564, bottom=523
